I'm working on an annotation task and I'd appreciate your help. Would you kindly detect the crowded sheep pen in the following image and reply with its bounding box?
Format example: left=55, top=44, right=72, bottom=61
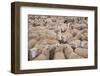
left=28, top=15, right=88, bottom=61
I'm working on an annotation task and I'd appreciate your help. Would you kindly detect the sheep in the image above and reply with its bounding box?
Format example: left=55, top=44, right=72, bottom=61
left=54, top=45, right=65, bottom=59
left=63, top=44, right=82, bottom=59
left=28, top=15, right=88, bottom=60
left=62, top=31, right=73, bottom=43
left=81, top=41, right=88, bottom=48
left=28, top=39, right=37, bottom=49
left=72, top=23, right=87, bottom=30
left=68, top=40, right=81, bottom=49
left=75, top=48, right=88, bottom=58
left=34, top=45, right=50, bottom=60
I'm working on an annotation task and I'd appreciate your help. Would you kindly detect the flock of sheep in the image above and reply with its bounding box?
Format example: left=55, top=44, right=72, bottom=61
left=28, top=15, right=88, bottom=61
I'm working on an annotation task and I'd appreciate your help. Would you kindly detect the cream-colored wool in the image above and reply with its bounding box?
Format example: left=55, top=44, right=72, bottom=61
left=81, top=41, right=88, bottom=48
left=54, top=45, right=65, bottom=59
left=72, top=23, right=87, bottom=30
left=57, top=31, right=62, bottom=41
left=34, top=45, right=50, bottom=60
left=54, top=51, right=65, bottom=59
left=71, top=29, right=80, bottom=37
left=46, top=39, right=59, bottom=45
left=62, top=31, right=73, bottom=43
left=34, top=54, right=49, bottom=60
left=28, top=15, right=88, bottom=60
left=63, top=44, right=73, bottom=58
left=75, top=48, right=88, bottom=58
left=67, top=52, right=83, bottom=59
left=28, top=39, right=37, bottom=49
left=72, top=29, right=88, bottom=40
left=69, top=40, right=81, bottom=48
left=28, top=32, right=40, bottom=40
left=63, top=44, right=83, bottom=59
